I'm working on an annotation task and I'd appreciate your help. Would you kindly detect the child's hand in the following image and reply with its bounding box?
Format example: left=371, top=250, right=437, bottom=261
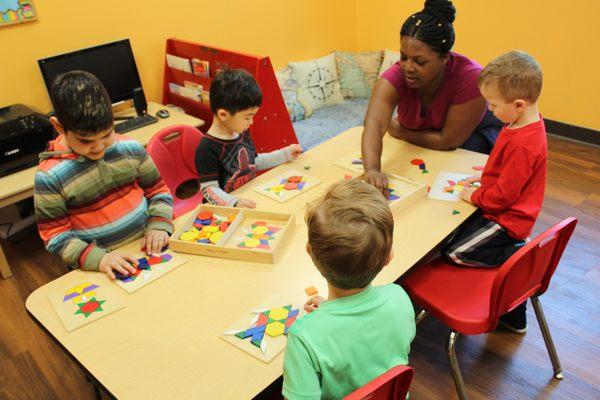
left=463, top=174, right=482, bottom=186
left=235, top=198, right=257, bottom=209
left=99, top=251, right=138, bottom=280
left=142, top=229, right=170, bottom=256
left=286, top=144, right=303, bottom=160
left=304, top=296, right=325, bottom=313
left=460, top=186, right=478, bottom=204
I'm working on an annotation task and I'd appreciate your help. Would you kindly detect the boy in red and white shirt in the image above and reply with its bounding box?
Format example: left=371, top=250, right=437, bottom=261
left=444, top=51, right=546, bottom=333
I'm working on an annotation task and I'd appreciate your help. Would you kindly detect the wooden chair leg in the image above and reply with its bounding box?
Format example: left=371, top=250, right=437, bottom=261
left=0, top=240, right=12, bottom=279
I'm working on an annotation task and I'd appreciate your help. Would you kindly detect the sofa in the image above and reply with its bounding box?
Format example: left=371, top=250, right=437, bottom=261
left=276, top=50, right=400, bottom=150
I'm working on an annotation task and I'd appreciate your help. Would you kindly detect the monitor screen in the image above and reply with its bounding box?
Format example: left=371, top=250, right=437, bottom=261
left=38, top=39, right=143, bottom=104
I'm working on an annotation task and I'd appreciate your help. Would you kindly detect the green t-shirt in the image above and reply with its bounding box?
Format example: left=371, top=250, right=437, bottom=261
left=282, top=284, right=416, bottom=400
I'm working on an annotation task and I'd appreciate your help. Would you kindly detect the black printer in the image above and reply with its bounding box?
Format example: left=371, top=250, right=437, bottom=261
left=0, top=104, right=55, bottom=177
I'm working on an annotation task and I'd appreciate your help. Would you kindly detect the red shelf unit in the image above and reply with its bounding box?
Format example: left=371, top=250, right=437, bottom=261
left=162, top=38, right=298, bottom=153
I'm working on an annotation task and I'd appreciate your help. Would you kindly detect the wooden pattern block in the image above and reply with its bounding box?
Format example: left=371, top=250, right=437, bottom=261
left=428, top=172, right=472, bottom=202
left=379, top=173, right=427, bottom=213
left=114, top=252, right=187, bottom=294
left=222, top=304, right=301, bottom=363
left=48, top=281, right=126, bottom=333
left=333, top=150, right=387, bottom=173
left=179, top=211, right=237, bottom=245
left=254, top=169, right=322, bottom=203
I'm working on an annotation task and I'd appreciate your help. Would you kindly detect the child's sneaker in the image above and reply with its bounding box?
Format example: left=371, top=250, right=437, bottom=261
left=497, top=302, right=527, bottom=334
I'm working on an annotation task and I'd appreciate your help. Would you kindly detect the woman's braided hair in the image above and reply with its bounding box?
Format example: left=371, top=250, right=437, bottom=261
left=400, top=0, right=456, bottom=54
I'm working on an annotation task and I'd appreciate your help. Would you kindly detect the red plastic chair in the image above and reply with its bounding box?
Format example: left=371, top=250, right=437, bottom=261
left=402, top=218, right=577, bottom=400
left=146, top=125, right=203, bottom=218
left=344, top=365, right=413, bottom=400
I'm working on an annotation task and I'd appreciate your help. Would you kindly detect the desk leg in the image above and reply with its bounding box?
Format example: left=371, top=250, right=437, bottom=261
left=0, top=240, right=12, bottom=279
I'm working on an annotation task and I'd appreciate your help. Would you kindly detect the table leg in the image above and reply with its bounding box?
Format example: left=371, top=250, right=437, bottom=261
left=0, top=240, right=12, bottom=279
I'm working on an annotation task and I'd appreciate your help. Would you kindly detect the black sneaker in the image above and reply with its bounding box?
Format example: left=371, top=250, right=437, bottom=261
left=498, top=302, right=527, bottom=334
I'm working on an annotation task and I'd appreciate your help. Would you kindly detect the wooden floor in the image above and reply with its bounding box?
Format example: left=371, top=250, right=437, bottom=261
left=0, top=135, right=598, bottom=399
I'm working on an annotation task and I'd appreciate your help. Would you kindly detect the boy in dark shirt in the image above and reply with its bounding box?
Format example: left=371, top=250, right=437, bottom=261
left=195, top=69, right=301, bottom=207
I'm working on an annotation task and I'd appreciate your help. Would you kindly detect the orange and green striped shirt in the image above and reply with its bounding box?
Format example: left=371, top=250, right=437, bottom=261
left=34, top=135, right=173, bottom=271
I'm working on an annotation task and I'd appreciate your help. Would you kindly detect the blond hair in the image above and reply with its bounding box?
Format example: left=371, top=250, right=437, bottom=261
left=305, top=179, right=394, bottom=289
left=478, top=50, right=543, bottom=102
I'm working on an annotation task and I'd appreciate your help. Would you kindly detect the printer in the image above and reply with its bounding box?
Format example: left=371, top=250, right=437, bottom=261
left=0, top=104, right=55, bottom=177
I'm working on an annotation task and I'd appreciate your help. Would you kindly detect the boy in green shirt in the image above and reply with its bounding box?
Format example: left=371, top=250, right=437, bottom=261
left=283, top=179, right=416, bottom=399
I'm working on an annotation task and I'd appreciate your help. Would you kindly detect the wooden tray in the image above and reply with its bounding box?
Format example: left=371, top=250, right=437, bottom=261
left=169, top=204, right=294, bottom=263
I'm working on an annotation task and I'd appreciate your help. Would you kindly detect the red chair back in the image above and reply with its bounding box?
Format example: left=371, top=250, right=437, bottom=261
left=490, top=218, right=577, bottom=320
left=146, top=125, right=204, bottom=218
left=344, top=365, right=413, bottom=400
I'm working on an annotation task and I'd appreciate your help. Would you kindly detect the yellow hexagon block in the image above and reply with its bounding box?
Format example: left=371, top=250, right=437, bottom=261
left=244, top=238, right=260, bottom=248
left=265, top=321, right=285, bottom=337
left=203, top=225, right=220, bottom=233
left=269, top=307, right=289, bottom=320
left=209, top=231, right=224, bottom=244
left=180, top=231, right=197, bottom=241
left=252, top=226, right=269, bottom=235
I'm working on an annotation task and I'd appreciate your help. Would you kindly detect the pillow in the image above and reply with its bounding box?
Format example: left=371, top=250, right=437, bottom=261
left=335, top=51, right=383, bottom=98
left=275, top=66, right=313, bottom=122
left=289, top=53, right=344, bottom=110
left=379, top=49, right=400, bottom=77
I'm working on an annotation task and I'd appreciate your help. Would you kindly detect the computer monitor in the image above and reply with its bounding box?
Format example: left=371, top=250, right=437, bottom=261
left=38, top=39, right=143, bottom=105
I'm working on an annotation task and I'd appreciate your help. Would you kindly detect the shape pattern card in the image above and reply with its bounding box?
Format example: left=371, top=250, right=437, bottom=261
left=254, top=169, right=322, bottom=203
left=114, top=251, right=187, bottom=294
left=48, top=281, right=126, bottom=332
left=222, top=304, right=301, bottom=363
left=428, top=172, right=473, bottom=202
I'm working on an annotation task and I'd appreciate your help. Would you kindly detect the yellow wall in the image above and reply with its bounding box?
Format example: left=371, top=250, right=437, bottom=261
left=0, top=0, right=356, bottom=113
left=1, top=0, right=598, bottom=130
left=356, top=0, right=600, bottom=130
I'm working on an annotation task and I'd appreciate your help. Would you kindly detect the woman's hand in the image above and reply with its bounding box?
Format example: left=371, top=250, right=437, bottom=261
left=363, top=170, right=389, bottom=196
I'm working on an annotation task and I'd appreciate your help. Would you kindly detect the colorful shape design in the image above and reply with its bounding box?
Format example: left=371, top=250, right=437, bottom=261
left=180, top=211, right=236, bottom=245
left=74, top=297, right=105, bottom=318
left=443, top=179, right=468, bottom=195
left=63, top=283, right=99, bottom=304
left=237, top=221, right=282, bottom=250
left=410, top=158, right=429, bottom=174
left=387, top=188, right=400, bottom=201
left=115, top=254, right=173, bottom=283
left=265, top=175, right=309, bottom=197
left=229, top=305, right=300, bottom=353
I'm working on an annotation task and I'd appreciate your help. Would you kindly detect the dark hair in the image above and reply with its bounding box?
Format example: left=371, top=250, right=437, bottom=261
left=305, top=180, right=394, bottom=290
left=50, top=70, right=113, bottom=135
left=209, top=69, right=262, bottom=114
left=400, top=0, right=456, bottom=54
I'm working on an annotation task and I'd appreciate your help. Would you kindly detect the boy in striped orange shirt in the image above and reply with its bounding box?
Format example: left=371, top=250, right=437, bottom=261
left=34, top=71, right=173, bottom=280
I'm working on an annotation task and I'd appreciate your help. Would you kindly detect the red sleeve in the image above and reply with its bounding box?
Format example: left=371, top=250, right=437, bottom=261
left=471, top=146, right=536, bottom=213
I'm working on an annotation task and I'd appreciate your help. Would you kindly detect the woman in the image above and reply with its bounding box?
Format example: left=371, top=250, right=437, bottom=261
left=362, top=0, right=502, bottom=193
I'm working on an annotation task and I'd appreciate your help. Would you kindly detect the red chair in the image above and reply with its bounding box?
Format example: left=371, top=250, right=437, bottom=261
left=146, top=125, right=203, bottom=218
left=402, top=218, right=577, bottom=400
left=344, top=365, right=413, bottom=400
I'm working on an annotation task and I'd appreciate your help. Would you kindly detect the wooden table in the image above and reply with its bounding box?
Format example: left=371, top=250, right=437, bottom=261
left=0, top=102, right=203, bottom=279
left=26, top=127, right=487, bottom=399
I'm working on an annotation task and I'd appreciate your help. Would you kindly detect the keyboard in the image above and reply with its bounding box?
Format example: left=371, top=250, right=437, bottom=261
left=115, top=114, right=158, bottom=133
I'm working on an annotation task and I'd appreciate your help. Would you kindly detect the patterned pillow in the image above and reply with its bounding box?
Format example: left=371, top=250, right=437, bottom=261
left=379, top=49, right=400, bottom=76
left=289, top=53, right=344, bottom=110
left=335, top=51, right=383, bottom=98
left=275, top=66, right=313, bottom=122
